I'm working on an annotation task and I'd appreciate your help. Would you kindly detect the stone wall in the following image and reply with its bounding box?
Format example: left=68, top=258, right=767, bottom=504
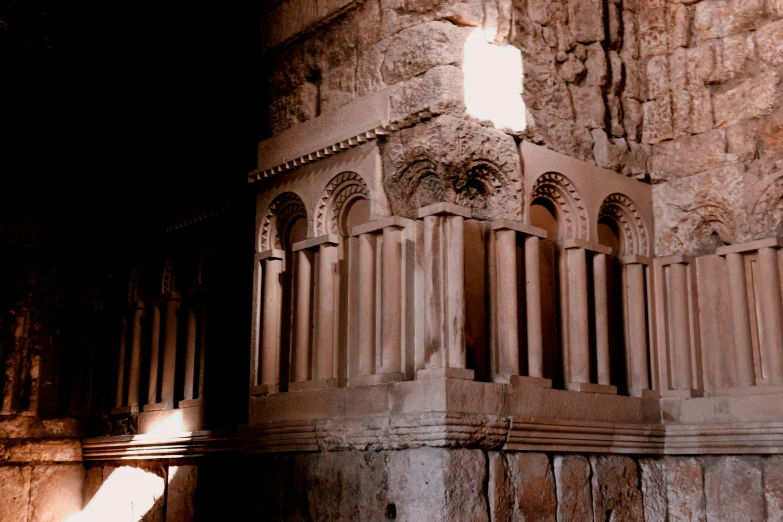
left=260, top=0, right=783, bottom=257
left=248, top=449, right=783, bottom=522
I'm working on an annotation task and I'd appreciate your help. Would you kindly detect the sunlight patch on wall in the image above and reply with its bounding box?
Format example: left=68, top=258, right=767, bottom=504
left=66, top=466, right=173, bottom=522
left=463, top=27, right=526, bottom=132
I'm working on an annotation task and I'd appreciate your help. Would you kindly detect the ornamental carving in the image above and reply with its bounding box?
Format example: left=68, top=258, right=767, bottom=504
left=260, top=192, right=307, bottom=251
left=530, top=172, right=588, bottom=241
left=315, top=172, right=370, bottom=236
left=162, top=257, right=176, bottom=295
left=598, top=193, right=651, bottom=257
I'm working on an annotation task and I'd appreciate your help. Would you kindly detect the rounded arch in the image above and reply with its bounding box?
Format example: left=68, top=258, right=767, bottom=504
left=128, top=267, right=141, bottom=304
left=530, top=172, right=588, bottom=241
left=315, top=171, right=370, bottom=236
left=598, top=193, right=651, bottom=257
left=161, top=257, right=177, bottom=295
left=259, top=192, right=308, bottom=251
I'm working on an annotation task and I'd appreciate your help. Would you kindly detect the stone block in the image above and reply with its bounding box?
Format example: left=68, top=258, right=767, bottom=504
left=267, top=82, right=319, bottom=135
left=771, top=0, right=783, bottom=19
left=585, top=42, right=607, bottom=86
left=0, top=466, right=31, bottom=522
left=669, top=47, right=687, bottom=90
left=3, top=439, right=82, bottom=463
left=489, top=452, right=556, bottom=522
left=757, top=19, right=783, bottom=67
left=623, top=140, right=651, bottom=176
left=608, top=51, right=622, bottom=94
left=381, top=22, right=470, bottom=85
left=690, top=88, right=713, bottom=134
left=653, top=163, right=746, bottom=255
left=83, top=465, right=103, bottom=507
left=667, top=2, right=689, bottom=51
left=726, top=120, right=760, bottom=162
left=28, top=464, right=84, bottom=522
left=557, top=54, right=586, bottom=84
left=639, top=8, right=668, bottom=58
left=721, top=33, right=748, bottom=80
left=592, top=129, right=628, bottom=170
left=622, top=10, right=639, bottom=59
left=590, top=456, right=644, bottom=522
left=764, top=456, right=783, bottom=522
left=568, top=0, right=605, bottom=43
left=646, top=54, right=669, bottom=100
left=554, top=455, right=592, bottom=522
left=671, top=90, right=690, bottom=137
left=650, top=129, right=728, bottom=179
left=713, top=70, right=780, bottom=127
left=664, top=457, right=706, bottom=522
left=623, top=57, right=644, bottom=100
left=694, top=0, right=765, bottom=41
left=388, top=448, right=489, bottom=522
left=642, top=96, right=673, bottom=144
left=166, top=465, right=198, bottom=522
left=569, top=83, right=605, bottom=129
left=608, top=94, right=624, bottom=137
left=704, top=457, right=765, bottom=522
left=640, top=458, right=666, bottom=522
left=389, top=65, right=464, bottom=122
left=761, top=109, right=783, bottom=157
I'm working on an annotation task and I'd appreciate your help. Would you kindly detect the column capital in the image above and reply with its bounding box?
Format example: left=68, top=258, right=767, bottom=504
left=490, top=219, right=547, bottom=239
left=558, top=238, right=612, bottom=255
left=256, top=248, right=285, bottom=262
left=717, top=237, right=783, bottom=256
left=417, top=202, right=472, bottom=219
left=292, top=234, right=340, bottom=251
left=656, top=254, right=696, bottom=266
left=618, top=254, right=653, bottom=266
left=351, top=216, right=414, bottom=236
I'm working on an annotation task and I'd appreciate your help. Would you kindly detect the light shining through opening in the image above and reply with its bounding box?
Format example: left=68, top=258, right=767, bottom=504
left=463, top=27, right=526, bottom=132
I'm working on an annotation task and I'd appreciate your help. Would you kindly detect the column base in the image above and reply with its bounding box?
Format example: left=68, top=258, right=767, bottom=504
left=347, top=373, right=406, bottom=387
left=629, top=388, right=660, bottom=399
left=178, top=398, right=204, bottom=408
left=110, top=405, right=140, bottom=415
left=660, top=388, right=696, bottom=399
left=566, top=382, right=618, bottom=395
left=494, top=374, right=552, bottom=388
left=289, top=378, right=338, bottom=392
left=250, top=384, right=279, bottom=396
left=416, top=368, right=475, bottom=381
left=142, top=401, right=175, bottom=412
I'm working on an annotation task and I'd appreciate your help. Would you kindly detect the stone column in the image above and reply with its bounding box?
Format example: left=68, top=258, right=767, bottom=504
left=348, top=217, right=412, bottom=386
left=291, top=249, right=314, bottom=383
left=147, top=303, right=162, bottom=405
left=160, top=293, right=181, bottom=408
left=127, top=303, right=145, bottom=410
left=670, top=261, right=693, bottom=392
left=416, top=203, right=474, bottom=381
left=489, top=219, right=551, bottom=387
left=724, top=251, right=755, bottom=387
left=593, top=253, right=610, bottom=386
left=559, top=239, right=615, bottom=394
left=258, top=249, right=285, bottom=393
left=758, top=246, right=783, bottom=384
left=115, top=313, right=128, bottom=409
left=198, top=299, right=207, bottom=399
left=184, top=296, right=199, bottom=401
left=620, top=256, right=653, bottom=396
left=289, top=235, right=340, bottom=391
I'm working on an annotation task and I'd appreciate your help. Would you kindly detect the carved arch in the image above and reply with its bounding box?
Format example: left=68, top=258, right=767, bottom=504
left=128, top=267, right=141, bottom=304
left=315, top=171, right=370, bottom=236
left=161, top=257, right=176, bottom=295
left=530, top=172, right=588, bottom=241
left=598, top=193, right=651, bottom=257
left=259, top=192, right=307, bottom=251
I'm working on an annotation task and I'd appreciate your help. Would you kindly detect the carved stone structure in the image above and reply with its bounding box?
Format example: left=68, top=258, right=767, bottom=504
left=2, top=0, right=782, bottom=520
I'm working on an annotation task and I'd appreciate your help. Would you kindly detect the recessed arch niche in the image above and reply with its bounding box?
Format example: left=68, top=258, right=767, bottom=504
left=315, top=171, right=371, bottom=237
left=259, top=192, right=308, bottom=251
left=597, top=193, right=650, bottom=257
left=529, top=172, right=588, bottom=241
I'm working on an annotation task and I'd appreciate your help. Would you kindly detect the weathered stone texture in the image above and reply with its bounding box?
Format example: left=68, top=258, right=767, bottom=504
left=381, top=22, right=470, bottom=85
left=166, top=465, right=198, bottom=522
left=554, top=455, right=593, bottom=522
left=651, top=129, right=729, bottom=180
left=0, top=466, right=31, bottom=522
left=590, top=456, right=644, bottom=522
left=664, top=457, right=706, bottom=522
left=568, top=0, right=605, bottom=43
left=28, top=464, right=84, bottom=522
left=713, top=71, right=780, bottom=127
left=694, top=0, right=766, bottom=41
left=765, top=455, right=783, bottom=522
left=704, top=457, right=765, bottom=522
left=640, top=458, right=666, bottom=522
left=757, top=19, right=783, bottom=67
left=490, top=452, right=556, bottom=522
